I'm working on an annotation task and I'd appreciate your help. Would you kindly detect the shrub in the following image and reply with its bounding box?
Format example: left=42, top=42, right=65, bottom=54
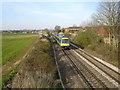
left=73, top=30, right=118, bottom=66
left=64, top=33, right=71, bottom=38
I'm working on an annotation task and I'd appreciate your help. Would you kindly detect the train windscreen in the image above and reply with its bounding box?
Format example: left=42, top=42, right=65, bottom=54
left=62, top=39, right=68, bottom=43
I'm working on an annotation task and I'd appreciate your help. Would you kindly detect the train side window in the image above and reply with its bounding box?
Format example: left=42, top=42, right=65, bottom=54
left=60, top=39, right=62, bottom=43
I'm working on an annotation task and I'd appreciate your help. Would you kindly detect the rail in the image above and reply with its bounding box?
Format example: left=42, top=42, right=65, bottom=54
left=49, top=36, right=65, bottom=89
left=70, top=43, right=120, bottom=88
left=63, top=50, right=107, bottom=88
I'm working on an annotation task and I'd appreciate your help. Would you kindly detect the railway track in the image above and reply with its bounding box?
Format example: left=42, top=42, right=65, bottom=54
left=53, top=43, right=89, bottom=88
left=51, top=36, right=92, bottom=88
left=61, top=50, right=89, bottom=88
left=63, top=50, right=108, bottom=88
left=71, top=43, right=120, bottom=75
left=50, top=37, right=65, bottom=89
left=70, top=43, right=120, bottom=88
left=51, top=34, right=119, bottom=88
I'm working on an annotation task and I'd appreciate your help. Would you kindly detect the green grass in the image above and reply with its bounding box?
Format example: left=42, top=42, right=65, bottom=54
left=0, top=34, right=1, bottom=88
left=2, top=33, right=38, bottom=87
left=0, top=34, right=2, bottom=62
left=2, top=67, right=18, bottom=87
left=2, top=33, right=37, bottom=36
left=2, top=34, right=38, bottom=65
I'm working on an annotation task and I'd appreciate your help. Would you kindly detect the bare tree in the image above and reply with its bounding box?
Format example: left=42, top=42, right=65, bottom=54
left=94, top=1, right=119, bottom=47
left=96, top=2, right=119, bottom=27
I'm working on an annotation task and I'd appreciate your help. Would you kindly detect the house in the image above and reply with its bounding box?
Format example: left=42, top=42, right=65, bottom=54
left=97, top=27, right=118, bottom=48
left=58, top=32, right=64, bottom=35
left=97, top=27, right=110, bottom=44
left=64, top=27, right=82, bottom=32
left=97, top=27, right=108, bottom=37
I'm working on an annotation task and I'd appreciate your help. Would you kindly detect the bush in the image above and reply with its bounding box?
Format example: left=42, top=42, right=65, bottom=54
left=74, top=30, right=98, bottom=47
left=73, top=30, right=118, bottom=66
left=64, top=33, right=71, bottom=38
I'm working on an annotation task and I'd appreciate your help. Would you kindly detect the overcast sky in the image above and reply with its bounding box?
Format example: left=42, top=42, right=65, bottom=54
left=1, top=1, right=99, bottom=30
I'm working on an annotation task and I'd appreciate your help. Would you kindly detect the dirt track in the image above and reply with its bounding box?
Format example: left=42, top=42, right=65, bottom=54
left=3, top=35, right=38, bottom=39
left=6, top=38, right=57, bottom=88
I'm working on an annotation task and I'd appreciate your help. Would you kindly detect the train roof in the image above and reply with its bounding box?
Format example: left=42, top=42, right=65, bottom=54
left=54, top=34, right=69, bottom=39
left=62, top=36, right=68, bottom=38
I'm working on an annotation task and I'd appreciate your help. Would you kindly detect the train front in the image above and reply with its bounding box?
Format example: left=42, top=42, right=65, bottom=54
left=61, top=37, right=70, bottom=49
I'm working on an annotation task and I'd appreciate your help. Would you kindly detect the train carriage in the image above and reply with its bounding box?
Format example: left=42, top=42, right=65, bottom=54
left=53, top=34, right=70, bottom=49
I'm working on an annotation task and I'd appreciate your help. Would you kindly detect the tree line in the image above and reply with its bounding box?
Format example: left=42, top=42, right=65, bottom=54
left=83, top=1, right=119, bottom=48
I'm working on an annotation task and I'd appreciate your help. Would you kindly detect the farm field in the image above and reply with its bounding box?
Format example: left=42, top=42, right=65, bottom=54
left=2, top=33, right=38, bottom=65
left=2, top=33, right=39, bottom=87
left=0, top=34, right=1, bottom=88
left=2, top=34, right=59, bottom=88
left=6, top=39, right=58, bottom=88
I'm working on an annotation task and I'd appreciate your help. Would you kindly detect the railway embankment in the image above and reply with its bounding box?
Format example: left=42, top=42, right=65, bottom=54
left=3, top=37, right=59, bottom=88
left=72, top=30, right=118, bottom=67
left=2, top=34, right=38, bottom=88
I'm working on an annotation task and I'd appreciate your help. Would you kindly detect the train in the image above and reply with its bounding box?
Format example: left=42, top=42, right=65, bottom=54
left=53, top=34, right=70, bottom=49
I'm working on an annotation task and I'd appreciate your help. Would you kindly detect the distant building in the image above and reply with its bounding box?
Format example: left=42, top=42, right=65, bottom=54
left=64, top=27, right=82, bottom=32
left=97, top=27, right=108, bottom=37
left=58, top=32, right=64, bottom=35
left=2, top=30, right=39, bottom=34
left=38, top=30, right=43, bottom=38
left=97, top=26, right=118, bottom=47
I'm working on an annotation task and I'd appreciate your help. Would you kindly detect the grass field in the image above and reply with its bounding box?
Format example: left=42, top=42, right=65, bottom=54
left=12, top=39, right=57, bottom=88
left=2, top=33, right=38, bottom=65
left=0, top=34, right=1, bottom=88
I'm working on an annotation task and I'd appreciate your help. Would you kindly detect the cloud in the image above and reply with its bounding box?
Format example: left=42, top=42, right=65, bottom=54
left=9, top=3, right=71, bottom=19
left=33, top=10, right=70, bottom=19
left=2, top=2, right=99, bottom=30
